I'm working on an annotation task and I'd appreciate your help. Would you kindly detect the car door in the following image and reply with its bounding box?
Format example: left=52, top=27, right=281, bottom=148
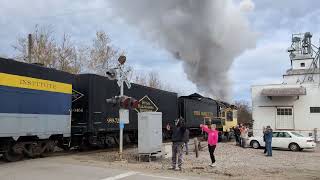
left=276, top=132, right=292, bottom=149
left=271, top=132, right=280, bottom=147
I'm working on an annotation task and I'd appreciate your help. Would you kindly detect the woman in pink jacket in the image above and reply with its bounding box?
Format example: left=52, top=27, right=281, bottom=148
left=200, top=123, right=218, bottom=167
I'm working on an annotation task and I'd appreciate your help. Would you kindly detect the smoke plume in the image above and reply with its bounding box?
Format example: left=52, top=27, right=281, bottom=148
left=109, top=0, right=256, bottom=101
left=240, top=0, right=255, bottom=12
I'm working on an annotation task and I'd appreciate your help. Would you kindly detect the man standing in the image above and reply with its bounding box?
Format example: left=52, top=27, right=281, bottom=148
left=239, top=124, right=243, bottom=146
left=234, top=125, right=241, bottom=146
left=265, top=125, right=273, bottom=157
left=170, top=118, right=187, bottom=171
left=240, top=125, right=248, bottom=148
left=263, top=126, right=267, bottom=154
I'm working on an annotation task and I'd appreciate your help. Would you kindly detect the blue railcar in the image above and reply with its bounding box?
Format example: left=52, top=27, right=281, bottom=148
left=0, top=58, right=73, bottom=161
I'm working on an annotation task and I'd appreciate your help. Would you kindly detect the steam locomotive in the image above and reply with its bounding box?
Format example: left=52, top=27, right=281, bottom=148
left=0, top=58, right=237, bottom=161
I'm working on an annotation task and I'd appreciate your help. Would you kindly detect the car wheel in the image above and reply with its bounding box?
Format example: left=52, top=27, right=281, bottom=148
left=289, top=143, right=300, bottom=151
left=251, top=140, right=260, bottom=149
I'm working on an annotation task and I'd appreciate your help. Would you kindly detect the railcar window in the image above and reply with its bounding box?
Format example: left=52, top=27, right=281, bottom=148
left=233, top=110, right=237, bottom=119
left=226, top=111, right=233, bottom=121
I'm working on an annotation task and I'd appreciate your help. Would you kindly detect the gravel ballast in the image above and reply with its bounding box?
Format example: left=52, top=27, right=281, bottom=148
left=60, top=141, right=320, bottom=179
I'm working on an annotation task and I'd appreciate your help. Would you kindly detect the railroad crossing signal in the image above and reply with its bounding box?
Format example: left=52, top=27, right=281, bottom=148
left=106, top=96, right=139, bottom=109
left=105, top=68, right=117, bottom=80
left=106, top=96, right=121, bottom=107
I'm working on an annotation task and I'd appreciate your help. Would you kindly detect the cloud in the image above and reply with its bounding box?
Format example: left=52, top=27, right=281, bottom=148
left=230, top=29, right=295, bottom=101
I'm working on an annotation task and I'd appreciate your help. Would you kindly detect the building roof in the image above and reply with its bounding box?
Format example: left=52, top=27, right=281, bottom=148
left=285, top=68, right=320, bottom=76
left=261, top=87, right=306, bottom=96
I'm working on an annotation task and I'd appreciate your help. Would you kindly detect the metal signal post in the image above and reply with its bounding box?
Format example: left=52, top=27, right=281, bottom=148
left=119, top=78, right=124, bottom=160
left=106, top=55, right=131, bottom=160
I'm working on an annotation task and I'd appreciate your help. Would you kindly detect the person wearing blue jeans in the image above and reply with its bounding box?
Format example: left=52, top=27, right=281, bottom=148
left=265, top=126, right=273, bottom=157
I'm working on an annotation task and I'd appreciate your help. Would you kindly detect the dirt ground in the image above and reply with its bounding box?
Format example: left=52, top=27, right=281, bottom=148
left=52, top=141, right=320, bottom=180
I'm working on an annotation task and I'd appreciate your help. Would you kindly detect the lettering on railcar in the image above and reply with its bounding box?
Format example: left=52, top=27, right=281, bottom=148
left=106, top=117, right=120, bottom=124
left=72, top=108, right=84, bottom=113
left=135, top=95, right=158, bottom=112
left=193, top=111, right=214, bottom=118
left=20, top=79, right=57, bottom=90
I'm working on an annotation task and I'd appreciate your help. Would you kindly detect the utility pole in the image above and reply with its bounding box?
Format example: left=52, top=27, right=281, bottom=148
left=28, top=34, right=33, bottom=63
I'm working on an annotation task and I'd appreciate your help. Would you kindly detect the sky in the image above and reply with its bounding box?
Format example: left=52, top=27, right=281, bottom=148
left=1, top=0, right=320, bottom=103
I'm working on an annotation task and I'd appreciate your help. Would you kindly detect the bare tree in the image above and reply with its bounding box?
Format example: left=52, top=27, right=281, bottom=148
left=75, top=46, right=89, bottom=74
left=132, top=72, right=147, bottom=86
left=13, top=25, right=85, bottom=74
left=132, top=71, right=176, bottom=92
left=235, top=100, right=253, bottom=125
left=13, top=25, right=56, bottom=67
left=148, top=71, right=162, bottom=89
left=55, top=34, right=81, bottom=74
left=89, top=31, right=119, bottom=75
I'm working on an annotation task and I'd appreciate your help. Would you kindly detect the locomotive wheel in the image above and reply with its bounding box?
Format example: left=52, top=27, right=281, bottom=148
left=3, top=150, right=24, bottom=162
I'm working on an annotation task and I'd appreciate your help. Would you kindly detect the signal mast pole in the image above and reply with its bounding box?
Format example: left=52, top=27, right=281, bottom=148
left=119, top=69, right=124, bottom=160
left=106, top=55, right=137, bottom=160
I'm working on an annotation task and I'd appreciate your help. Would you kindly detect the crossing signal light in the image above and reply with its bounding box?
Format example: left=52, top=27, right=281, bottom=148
left=120, top=96, right=130, bottom=109
left=105, top=68, right=117, bottom=80
left=106, top=96, right=139, bottom=109
left=120, top=96, right=139, bottom=109
left=106, top=96, right=121, bottom=107
left=130, top=98, right=139, bottom=109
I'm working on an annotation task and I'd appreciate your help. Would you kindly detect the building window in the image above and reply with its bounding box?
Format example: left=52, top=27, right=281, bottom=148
left=277, top=108, right=293, bottom=115
left=300, top=63, right=305, bottom=67
left=310, top=107, right=320, bottom=113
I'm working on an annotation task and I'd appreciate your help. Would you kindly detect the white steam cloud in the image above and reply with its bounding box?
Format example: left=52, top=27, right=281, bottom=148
left=109, top=0, right=256, bottom=101
left=240, top=0, right=255, bottom=12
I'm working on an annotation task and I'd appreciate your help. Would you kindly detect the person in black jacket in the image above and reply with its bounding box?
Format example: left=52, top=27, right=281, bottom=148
left=234, top=125, right=241, bottom=146
left=170, top=118, right=187, bottom=171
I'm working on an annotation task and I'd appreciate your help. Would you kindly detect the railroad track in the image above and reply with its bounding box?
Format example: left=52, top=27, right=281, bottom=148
left=0, top=144, right=137, bottom=163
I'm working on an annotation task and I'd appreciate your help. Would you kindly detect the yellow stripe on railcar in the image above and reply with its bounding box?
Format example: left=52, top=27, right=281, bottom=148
left=0, top=72, right=72, bottom=94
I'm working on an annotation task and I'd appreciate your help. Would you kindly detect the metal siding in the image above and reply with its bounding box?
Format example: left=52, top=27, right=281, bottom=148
left=71, top=74, right=178, bottom=134
left=0, top=85, right=71, bottom=115
left=71, top=75, right=90, bottom=134
left=0, top=58, right=74, bottom=84
left=0, top=113, right=70, bottom=138
left=180, top=97, right=218, bottom=128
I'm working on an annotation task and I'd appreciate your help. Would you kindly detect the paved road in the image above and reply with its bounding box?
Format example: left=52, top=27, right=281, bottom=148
left=0, top=157, right=207, bottom=180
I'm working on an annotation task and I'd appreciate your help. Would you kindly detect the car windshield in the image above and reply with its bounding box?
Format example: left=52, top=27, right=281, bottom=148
left=290, top=132, right=304, bottom=137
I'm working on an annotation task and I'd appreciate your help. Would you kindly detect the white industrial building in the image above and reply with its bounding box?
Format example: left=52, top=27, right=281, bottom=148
left=252, top=32, right=320, bottom=141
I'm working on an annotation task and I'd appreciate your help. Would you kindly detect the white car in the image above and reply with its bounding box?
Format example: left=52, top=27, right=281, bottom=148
left=249, top=131, right=316, bottom=151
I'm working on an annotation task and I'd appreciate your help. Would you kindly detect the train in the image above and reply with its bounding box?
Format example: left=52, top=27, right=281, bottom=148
left=0, top=57, right=237, bottom=161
